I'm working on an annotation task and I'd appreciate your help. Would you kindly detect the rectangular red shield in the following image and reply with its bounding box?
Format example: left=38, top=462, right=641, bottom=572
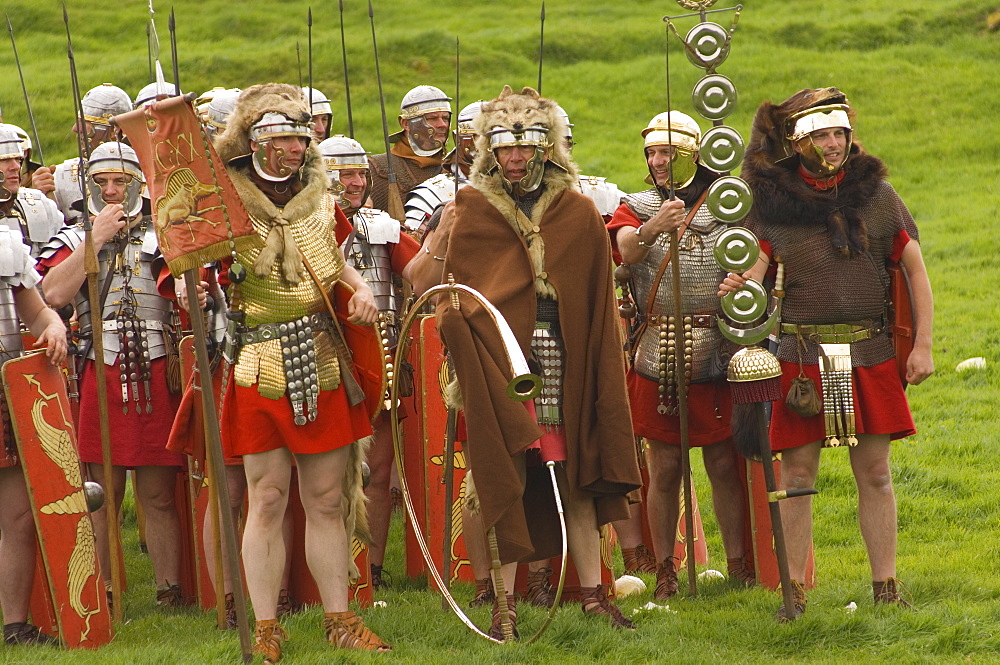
left=3, top=353, right=113, bottom=648
left=114, top=95, right=260, bottom=277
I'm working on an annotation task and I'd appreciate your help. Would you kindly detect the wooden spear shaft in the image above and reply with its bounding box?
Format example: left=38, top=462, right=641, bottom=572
left=184, top=271, right=252, bottom=662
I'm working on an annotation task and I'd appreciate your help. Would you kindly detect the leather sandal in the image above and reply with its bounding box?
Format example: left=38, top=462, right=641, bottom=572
left=655, top=556, right=679, bottom=600
left=524, top=567, right=556, bottom=607
left=580, top=584, right=635, bottom=630
left=322, top=610, right=392, bottom=652
left=155, top=583, right=186, bottom=608
left=873, top=578, right=914, bottom=608
left=622, top=544, right=658, bottom=575
left=469, top=577, right=496, bottom=608
left=3, top=622, right=58, bottom=646
left=727, top=552, right=756, bottom=587
left=253, top=619, right=288, bottom=664
left=775, top=579, right=807, bottom=621
left=370, top=564, right=391, bottom=591
left=276, top=589, right=298, bottom=617
left=489, top=594, right=518, bottom=641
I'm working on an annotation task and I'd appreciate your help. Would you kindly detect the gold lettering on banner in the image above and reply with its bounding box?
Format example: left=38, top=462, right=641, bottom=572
left=153, top=132, right=198, bottom=171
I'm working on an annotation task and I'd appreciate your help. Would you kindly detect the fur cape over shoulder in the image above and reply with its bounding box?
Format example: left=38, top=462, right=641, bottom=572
left=744, top=94, right=889, bottom=256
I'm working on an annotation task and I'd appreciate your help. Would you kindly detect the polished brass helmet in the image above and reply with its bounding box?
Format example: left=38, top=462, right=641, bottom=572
left=642, top=110, right=701, bottom=189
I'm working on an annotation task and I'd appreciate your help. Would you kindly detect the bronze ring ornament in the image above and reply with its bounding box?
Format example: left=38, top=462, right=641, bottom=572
left=699, top=124, right=744, bottom=172
left=713, top=226, right=759, bottom=273
left=684, top=22, right=731, bottom=70
left=706, top=176, right=753, bottom=223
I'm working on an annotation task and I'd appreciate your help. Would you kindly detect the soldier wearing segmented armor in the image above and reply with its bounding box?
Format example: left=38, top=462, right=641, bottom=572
left=719, top=87, right=934, bottom=617
left=32, top=84, right=133, bottom=225
left=403, top=100, right=482, bottom=239
left=302, top=87, right=334, bottom=142
left=0, top=126, right=64, bottom=257
left=369, top=85, right=452, bottom=212
left=608, top=111, right=752, bottom=599
left=0, top=129, right=69, bottom=648
left=38, top=142, right=189, bottom=609
left=554, top=106, right=624, bottom=221
left=318, top=134, right=420, bottom=593
left=212, top=83, right=389, bottom=658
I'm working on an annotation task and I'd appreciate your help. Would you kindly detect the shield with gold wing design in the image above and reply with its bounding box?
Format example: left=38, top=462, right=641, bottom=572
left=3, top=353, right=113, bottom=648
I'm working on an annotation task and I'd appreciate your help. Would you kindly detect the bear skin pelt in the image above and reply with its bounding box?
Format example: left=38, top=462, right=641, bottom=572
left=743, top=93, right=888, bottom=257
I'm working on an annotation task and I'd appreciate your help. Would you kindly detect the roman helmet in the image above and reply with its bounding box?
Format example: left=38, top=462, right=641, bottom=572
left=555, top=105, right=574, bottom=151
left=785, top=101, right=853, bottom=176
left=205, top=88, right=242, bottom=140
left=455, top=100, right=483, bottom=166
left=248, top=112, right=312, bottom=182
left=393, top=85, right=452, bottom=157
left=86, top=141, right=144, bottom=218
left=81, top=83, right=132, bottom=147
left=317, top=134, right=370, bottom=214
left=133, top=81, right=182, bottom=109
left=0, top=123, right=36, bottom=176
left=196, top=86, right=229, bottom=123
left=302, top=87, right=333, bottom=141
left=0, top=125, right=23, bottom=202
left=474, top=86, right=572, bottom=196
left=641, top=110, right=702, bottom=190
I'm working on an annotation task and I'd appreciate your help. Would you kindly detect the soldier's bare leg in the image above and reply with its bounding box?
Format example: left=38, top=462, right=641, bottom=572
left=204, top=465, right=247, bottom=594
left=0, top=468, right=35, bottom=623
left=364, top=415, right=394, bottom=572
left=777, top=440, right=822, bottom=582
left=134, top=466, right=183, bottom=588
left=555, top=466, right=602, bottom=587
left=86, top=463, right=127, bottom=586
left=848, top=434, right=896, bottom=581
left=242, top=448, right=293, bottom=620
left=702, top=439, right=749, bottom=560
left=292, top=446, right=350, bottom=612
left=644, top=439, right=681, bottom=563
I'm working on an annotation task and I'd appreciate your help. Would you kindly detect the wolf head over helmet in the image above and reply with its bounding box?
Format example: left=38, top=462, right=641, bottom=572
left=472, top=85, right=576, bottom=197
left=214, top=83, right=313, bottom=182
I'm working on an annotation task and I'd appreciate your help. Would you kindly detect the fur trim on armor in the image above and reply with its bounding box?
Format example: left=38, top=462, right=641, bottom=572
left=214, top=83, right=311, bottom=165
left=469, top=86, right=579, bottom=298
left=744, top=89, right=885, bottom=257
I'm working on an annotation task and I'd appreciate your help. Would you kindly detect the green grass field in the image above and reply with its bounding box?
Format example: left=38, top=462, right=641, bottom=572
left=1, top=0, right=999, bottom=663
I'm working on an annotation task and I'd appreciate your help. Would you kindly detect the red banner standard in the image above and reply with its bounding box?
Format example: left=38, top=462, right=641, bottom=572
left=114, top=94, right=259, bottom=275
left=3, top=354, right=112, bottom=648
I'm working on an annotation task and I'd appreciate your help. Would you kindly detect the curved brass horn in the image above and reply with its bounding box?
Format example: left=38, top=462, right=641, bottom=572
left=389, top=280, right=563, bottom=644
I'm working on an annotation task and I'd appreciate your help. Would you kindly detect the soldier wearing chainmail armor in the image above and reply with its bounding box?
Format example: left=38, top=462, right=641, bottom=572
left=609, top=110, right=752, bottom=599
left=39, top=141, right=189, bottom=608
left=318, top=133, right=419, bottom=592
left=424, top=86, right=641, bottom=639
left=213, top=83, right=390, bottom=657
left=720, top=87, right=934, bottom=616
left=369, top=85, right=452, bottom=212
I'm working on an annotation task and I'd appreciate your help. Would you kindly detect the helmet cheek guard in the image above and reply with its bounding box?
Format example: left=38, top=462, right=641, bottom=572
left=405, top=115, right=447, bottom=156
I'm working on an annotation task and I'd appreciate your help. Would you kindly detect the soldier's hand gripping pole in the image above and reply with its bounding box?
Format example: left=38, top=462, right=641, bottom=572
left=65, top=3, right=124, bottom=623
left=368, top=0, right=405, bottom=222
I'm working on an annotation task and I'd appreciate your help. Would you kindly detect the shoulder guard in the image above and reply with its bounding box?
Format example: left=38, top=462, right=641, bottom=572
left=623, top=188, right=664, bottom=222
left=38, top=224, right=85, bottom=260
left=404, top=172, right=458, bottom=231
left=352, top=208, right=401, bottom=245
left=16, top=188, right=64, bottom=245
left=0, top=228, right=40, bottom=289
left=576, top=175, right=624, bottom=217
left=53, top=158, right=85, bottom=223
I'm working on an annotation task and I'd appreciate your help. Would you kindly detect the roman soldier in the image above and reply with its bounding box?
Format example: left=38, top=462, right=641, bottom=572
left=302, top=87, right=334, bottom=142
left=421, top=85, right=642, bottom=639
left=0, top=125, right=64, bottom=257
left=34, top=83, right=132, bottom=224
left=213, top=83, right=389, bottom=658
left=555, top=105, right=624, bottom=221
left=719, top=87, right=934, bottom=617
left=133, top=81, right=184, bottom=109
left=369, top=85, right=452, bottom=212
left=608, top=110, right=752, bottom=598
left=38, top=141, right=189, bottom=608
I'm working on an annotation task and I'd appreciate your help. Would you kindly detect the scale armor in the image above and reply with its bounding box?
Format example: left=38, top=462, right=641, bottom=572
left=2, top=188, right=64, bottom=257
left=342, top=207, right=402, bottom=347
left=232, top=194, right=345, bottom=401
left=576, top=175, right=623, bottom=218
left=403, top=171, right=464, bottom=232
left=625, top=190, right=728, bottom=390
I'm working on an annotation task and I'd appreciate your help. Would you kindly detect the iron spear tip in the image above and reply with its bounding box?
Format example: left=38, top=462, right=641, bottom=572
left=5, top=13, right=12, bottom=32
left=308, top=7, right=313, bottom=25
left=168, top=8, right=175, bottom=29
left=339, top=0, right=344, bottom=11
left=541, top=2, right=545, bottom=20
left=368, top=0, right=374, bottom=19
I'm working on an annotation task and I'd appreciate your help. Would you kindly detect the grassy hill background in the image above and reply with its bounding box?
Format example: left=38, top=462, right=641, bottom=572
left=1, top=1, right=999, bottom=663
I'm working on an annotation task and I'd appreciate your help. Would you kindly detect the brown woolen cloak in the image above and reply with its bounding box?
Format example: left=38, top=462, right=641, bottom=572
left=437, top=184, right=641, bottom=564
